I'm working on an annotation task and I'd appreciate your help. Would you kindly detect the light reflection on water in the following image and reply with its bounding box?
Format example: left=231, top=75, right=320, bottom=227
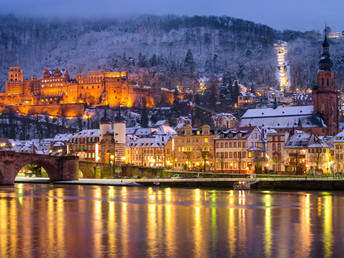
left=1, top=184, right=344, bottom=257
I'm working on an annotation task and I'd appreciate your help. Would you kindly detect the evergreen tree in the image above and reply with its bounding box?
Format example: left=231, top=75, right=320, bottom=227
left=233, top=81, right=240, bottom=104
left=184, top=49, right=196, bottom=75
left=250, top=84, right=255, bottom=94
left=138, top=52, right=148, bottom=67
left=150, top=54, right=157, bottom=67
left=140, top=98, right=149, bottom=128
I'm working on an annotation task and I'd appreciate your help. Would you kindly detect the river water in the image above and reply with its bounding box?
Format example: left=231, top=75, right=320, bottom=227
left=0, top=184, right=344, bottom=257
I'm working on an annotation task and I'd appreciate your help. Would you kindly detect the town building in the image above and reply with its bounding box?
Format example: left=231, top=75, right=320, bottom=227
left=333, top=130, right=344, bottom=173
left=211, top=113, right=237, bottom=129
left=268, top=90, right=285, bottom=103
left=68, top=129, right=100, bottom=161
left=213, top=126, right=263, bottom=173
left=284, top=131, right=332, bottom=175
left=172, top=125, right=217, bottom=171
left=266, top=130, right=289, bottom=173
left=240, top=106, right=326, bottom=135
left=126, top=135, right=171, bottom=167
left=293, top=93, right=313, bottom=106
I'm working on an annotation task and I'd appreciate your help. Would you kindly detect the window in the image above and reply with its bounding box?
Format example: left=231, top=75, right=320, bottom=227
left=238, top=142, right=241, bottom=148
left=248, top=151, right=252, bottom=158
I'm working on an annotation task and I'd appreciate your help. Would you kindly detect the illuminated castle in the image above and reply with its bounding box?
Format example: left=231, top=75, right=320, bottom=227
left=0, top=67, right=180, bottom=116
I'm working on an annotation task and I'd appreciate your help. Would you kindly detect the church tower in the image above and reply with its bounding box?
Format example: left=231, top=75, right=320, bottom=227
left=313, top=33, right=339, bottom=136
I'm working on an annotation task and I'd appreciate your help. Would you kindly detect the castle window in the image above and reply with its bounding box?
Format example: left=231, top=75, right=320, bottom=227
left=327, top=79, right=329, bottom=86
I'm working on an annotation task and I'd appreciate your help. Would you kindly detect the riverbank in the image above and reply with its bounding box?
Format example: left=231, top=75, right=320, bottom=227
left=13, top=177, right=344, bottom=190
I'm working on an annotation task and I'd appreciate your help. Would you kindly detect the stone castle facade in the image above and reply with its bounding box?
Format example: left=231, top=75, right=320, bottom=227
left=0, top=67, right=181, bottom=116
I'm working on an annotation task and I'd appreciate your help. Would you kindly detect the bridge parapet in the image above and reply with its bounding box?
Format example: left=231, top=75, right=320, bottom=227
left=0, top=151, right=79, bottom=185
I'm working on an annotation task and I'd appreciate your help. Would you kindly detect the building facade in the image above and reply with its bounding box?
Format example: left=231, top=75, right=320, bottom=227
left=172, top=125, right=217, bottom=171
left=213, top=126, right=263, bottom=173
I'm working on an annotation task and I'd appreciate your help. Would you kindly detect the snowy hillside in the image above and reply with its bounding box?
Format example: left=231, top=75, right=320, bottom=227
left=0, top=14, right=343, bottom=91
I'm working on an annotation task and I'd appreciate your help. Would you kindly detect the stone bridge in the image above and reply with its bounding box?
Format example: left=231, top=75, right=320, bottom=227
left=0, top=151, right=79, bottom=185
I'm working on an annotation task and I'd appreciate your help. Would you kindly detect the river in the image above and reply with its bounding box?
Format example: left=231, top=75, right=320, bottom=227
left=0, top=184, right=343, bottom=257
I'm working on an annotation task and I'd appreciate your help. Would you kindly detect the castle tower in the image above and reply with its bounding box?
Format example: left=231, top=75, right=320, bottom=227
left=313, top=33, right=339, bottom=136
left=6, top=67, right=24, bottom=95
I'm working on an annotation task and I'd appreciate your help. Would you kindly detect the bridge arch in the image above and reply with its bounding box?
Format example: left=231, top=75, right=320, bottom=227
left=17, top=160, right=59, bottom=179
left=0, top=151, right=79, bottom=184
left=78, top=166, right=96, bottom=178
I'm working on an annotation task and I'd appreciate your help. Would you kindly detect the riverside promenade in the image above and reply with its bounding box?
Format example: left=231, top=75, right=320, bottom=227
left=14, top=177, right=344, bottom=190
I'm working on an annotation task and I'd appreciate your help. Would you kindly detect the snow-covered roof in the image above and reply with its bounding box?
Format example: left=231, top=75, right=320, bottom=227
left=128, top=136, right=169, bottom=148
left=71, top=129, right=99, bottom=138
left=157, top=125, right=176, bottom=135
left=135, top=128, right=159, bottom=136
left=242, top=106, right=313, bottom=118
left=285, top=131, right=313, bottom=149
left=334, top=130, right=344, bottom=143
left=214, top=126, right=258, bottom=140
left=212, top=113, right=236, bottom=120
left=53, top=133, right=73, bottom=142
left=154, top=120, right=168, bottom=127
left=240, top=106, right=326, bottom=129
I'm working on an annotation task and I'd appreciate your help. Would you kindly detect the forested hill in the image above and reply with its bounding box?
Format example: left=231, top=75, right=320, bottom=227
left=1, top=14, right=344, bottom=92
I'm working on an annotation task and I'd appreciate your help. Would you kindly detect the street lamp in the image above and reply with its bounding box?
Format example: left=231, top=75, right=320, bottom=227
left=110, top=154, right=115, bottom=178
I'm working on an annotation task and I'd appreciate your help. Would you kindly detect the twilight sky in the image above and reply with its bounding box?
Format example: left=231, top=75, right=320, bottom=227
left=1, top=0, right=343, bottom=32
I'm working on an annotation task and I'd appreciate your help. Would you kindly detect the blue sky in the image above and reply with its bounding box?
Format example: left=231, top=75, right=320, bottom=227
left=1, top=0, right=343, bottom=32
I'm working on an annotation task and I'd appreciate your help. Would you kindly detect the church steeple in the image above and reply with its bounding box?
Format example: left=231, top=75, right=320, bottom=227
left=318, top=30, right=333, bottom=71
left=313, top=28, right=339, bottom=136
